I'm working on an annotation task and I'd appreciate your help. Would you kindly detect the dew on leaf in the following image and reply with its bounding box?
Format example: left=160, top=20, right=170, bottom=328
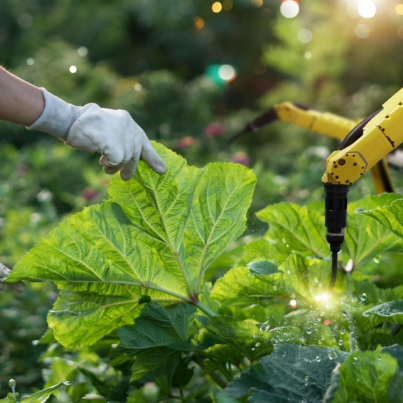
left=252, top=348, right=255, bottom=351
left=338, top=340, right=343, bottom=346
left=360, top=293, right=367, bottom=302
left=354, top=357, right=357, bottom=360
left=315, top=356, right=321, bottom=362
left=282, top=238, right=286, bottom=243
left=380, top=362, right=383, bottom=365
left=378, top=355, right=381, bottom=360
left=342, top=310, right=348, bottom=317
left=328, top=351, right=338, bottom=360
left=374, top=255, right=381, bottom=263
left=305, top=376, right=309, bottom=381
left=306, top=328, right=312, bottom=335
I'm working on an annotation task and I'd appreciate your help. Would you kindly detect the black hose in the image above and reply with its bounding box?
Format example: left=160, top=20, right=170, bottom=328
left=328, top=252, right=338, bottom=290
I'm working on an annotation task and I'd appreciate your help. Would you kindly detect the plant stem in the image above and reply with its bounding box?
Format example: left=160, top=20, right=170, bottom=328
left=194, top=301, right=217, bottom=317
left=193, top=354, right=227, bottom=389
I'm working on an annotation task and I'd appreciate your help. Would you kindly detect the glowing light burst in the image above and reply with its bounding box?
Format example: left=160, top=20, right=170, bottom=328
left=290, top=299, right=297, bottom=308
left=315, top=295, right=322, bottom=302
left=357, top=0, right=376, bottom=18
left=280, top=0, right=299, bottom=18
left=69, top=66, right=77, bottom=73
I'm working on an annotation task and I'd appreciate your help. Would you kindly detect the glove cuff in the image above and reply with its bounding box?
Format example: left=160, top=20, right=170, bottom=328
left=27, top=88, right=81, bottom=140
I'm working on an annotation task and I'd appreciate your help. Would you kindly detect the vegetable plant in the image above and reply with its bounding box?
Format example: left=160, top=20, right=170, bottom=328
left=4, top=142, right=403, bottom=402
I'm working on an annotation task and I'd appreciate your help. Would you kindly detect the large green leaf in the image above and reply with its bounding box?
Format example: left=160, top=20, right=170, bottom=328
left=5, top=143, right=256, bottom=347
left=363, top=300, right=403, bottom=324
left=255, top=195, right=403, bottom=269
left=222, top=344, right=348, bottom=402
left=211, top=254, right=330, bottom=306
left=332, top=350, right=398, bottom=403
left=347, top=194, right=403, bottom=266
left=257, top=203, right=329, bottom=258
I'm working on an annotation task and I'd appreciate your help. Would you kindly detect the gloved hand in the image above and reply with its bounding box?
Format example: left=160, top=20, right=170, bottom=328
left=0, top=263, right=26, bottom=293
left=28, top=89, right=167, bottom=181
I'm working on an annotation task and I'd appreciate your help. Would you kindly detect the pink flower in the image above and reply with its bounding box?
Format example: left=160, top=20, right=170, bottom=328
left=82, top=187, right=98, bottom=200
left=177, top=136, right=196, bottom=150
left=204, top=122, right=225, bottom=138
left=231, top=151, right=252, bottom=166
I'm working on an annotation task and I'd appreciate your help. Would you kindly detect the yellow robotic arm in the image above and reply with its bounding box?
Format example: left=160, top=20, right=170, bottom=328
left=323, top=88, right=403, bottom=288
left=229, top=101, right=394, bottom=194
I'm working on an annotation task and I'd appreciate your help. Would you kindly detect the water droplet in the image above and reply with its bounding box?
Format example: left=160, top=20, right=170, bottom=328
left=338, top=340, right=343, bottom=346
left=313, top=320, right=318, bottom=326
left=273, top=285, right=277, bottom=291
left=255, top=342, right=260, bottom=347
left=286, top=244, right=289, bottom=248
left=282, top=238, right=286, bottom=243
left=253, top=334, right=259, bottom=338
left=374, top=255, right=381, bottom=263
left=328, top=351, right=338, bottom=360
left=342, top=310, right=348, bottom=317
left=305, top=383, right=308, bottom=386
left=260, top=325, right=270, bottom=332
left=378, top=355, right=381, bottom=360
left=318, top=340, right=322, bottom=344
left=361, top=293, right=367, bottom=302
left=306, top=328, right=312, bottom=335
left=316, top=356, right=321, bottom=362
left=314, top=278, right=318, bottom=283
left=252, top=348, right=255, bottom=351
left=380, top=362, right=383, bottom=365
left=354, top=357, right=357, bottom=361
left=305, top=376, right=309, bottom=381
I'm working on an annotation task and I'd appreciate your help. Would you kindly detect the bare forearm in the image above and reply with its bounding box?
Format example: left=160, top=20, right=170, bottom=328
left=0, top=67, right=44, bottom=126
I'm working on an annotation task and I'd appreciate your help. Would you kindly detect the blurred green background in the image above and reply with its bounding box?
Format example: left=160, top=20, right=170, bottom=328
left=2, top=0, right=403, bottom=397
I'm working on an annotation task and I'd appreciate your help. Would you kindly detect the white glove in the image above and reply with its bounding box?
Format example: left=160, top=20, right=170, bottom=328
left=27, top=89, right=167, bottom=181
left=0, top=263, right=26, bottom=293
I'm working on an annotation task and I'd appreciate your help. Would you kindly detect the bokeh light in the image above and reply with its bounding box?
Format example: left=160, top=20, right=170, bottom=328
left=69, top=65, right=77, bottom=73
left=280, top=0, right=299, bottom=18
left=194, top=17, right=205, bottom=29
left=396, top=4, right=403, bottom=15
left=290, top=299, right=297, bottom=308
left=26, top=58, right=34, bottom=66
left=357, top=0, right=376, bottom=18
left=251, top=0, right=263, bottom=7
left=355, top=24, right=371, bottom=38
left=218, top=64, right=236, bottom=81
left=223, top=0, right=233, bottom=10
left=315, top=295, right=322, bottom=302
left=298, top=29, right=313, bottom=43
left=77, top=46, right=88, bottom=57
left=134, top=83, right=142, bottom=91
left=212, top=2, right=222, bottom=13
left=304, top=51, right=312, bottom=59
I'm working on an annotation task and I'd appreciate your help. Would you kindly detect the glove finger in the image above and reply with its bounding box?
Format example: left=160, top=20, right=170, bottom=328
left=0, top=283, right=5, bottom=291
left=104, top=164, right=125, bottom=175
left=7, top=281, right=26, bottom=293
left=141, top=137, right=167, bottom=175
left=120, top=151, right=141, bottom=181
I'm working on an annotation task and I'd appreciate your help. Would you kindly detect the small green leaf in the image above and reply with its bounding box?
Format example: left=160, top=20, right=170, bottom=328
left=19, top=381, right=72, bottom=403
left=116, top=302, right=196, bottom=358
left=223, top=344, right=347, bottom=402
left=332, top=350, right=398, bottom=403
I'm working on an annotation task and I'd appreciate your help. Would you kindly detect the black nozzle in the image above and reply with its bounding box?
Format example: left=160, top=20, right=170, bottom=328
left=324, top=183, right=350, bottom=289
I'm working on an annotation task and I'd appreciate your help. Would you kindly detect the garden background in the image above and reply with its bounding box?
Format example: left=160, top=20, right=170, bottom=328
left=2, top=0, right=403, bottom=399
